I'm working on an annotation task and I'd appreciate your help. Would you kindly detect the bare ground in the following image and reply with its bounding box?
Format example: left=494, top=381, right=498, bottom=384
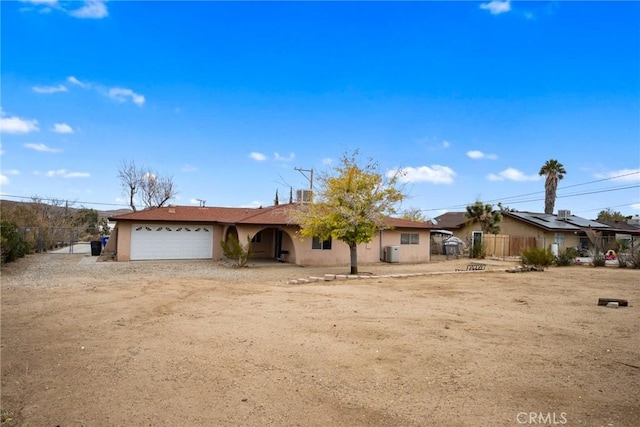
left=1, top=254, right=639, bottom=426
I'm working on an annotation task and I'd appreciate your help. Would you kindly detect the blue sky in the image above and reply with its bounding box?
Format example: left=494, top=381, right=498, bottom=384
left=1, top=0, right=639, bottom=219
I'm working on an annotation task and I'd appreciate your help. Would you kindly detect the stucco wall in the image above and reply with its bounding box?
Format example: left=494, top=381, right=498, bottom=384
left=290, top=229, right=431, bottom=267
left=114, top=220, right=431, bottom=266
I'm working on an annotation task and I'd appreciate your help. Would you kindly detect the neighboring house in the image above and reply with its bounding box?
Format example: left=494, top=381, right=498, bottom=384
left=596, top=220, right=640, bottom=249
left=432, top=210, right=639, bottom=257
left=107, top=203, right=432, bottom=266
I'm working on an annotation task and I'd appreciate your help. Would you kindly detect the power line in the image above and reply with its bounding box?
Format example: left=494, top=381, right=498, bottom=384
left=3, top=171, right=638, bottom=213
left=420, top=171, right=640, bottom=212
left=1, top=194, right=132, bottom=209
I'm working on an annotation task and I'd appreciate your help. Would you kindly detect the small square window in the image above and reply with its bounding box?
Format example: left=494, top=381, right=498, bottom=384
left=312, top=236, right=332, bottom=250
left=401, top=233, right=419, bottom=245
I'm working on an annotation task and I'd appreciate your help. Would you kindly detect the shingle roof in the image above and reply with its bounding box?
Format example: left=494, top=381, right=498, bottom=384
left=109, top=204, right=432, bottom=229
left=432, top=212, right=468, bottom=229
left=596, top=220, right=640, bottom=235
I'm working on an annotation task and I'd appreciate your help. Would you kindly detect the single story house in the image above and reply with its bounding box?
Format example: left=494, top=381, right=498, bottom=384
left=432, top=210, right=639, bottom=257
left=107, top=203, right=432, bottom=266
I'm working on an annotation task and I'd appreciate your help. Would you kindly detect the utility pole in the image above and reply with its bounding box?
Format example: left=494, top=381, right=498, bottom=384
left=294, top=167, right=314, bottom=190
left=196, top=199, right=206, bottom=207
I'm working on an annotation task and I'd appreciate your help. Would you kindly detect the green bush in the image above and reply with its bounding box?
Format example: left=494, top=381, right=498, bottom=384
left=556, top=247, right=578, bottom=266
left=1, top=221, right=28, bottom=264
left=220, top=234, right=252, bottom=267
left=592, top=253, right=606, bottom=267
left=471, top=242, right=486, bottom=259
left=521, top=247, right=555, bottom=271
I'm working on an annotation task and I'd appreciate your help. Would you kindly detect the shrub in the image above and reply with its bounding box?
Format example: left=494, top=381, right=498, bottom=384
left=1, top=221, right=28, bottom=264
left=220, top=234, right=252, bottom=267
left=472, top=242, right=486, bottom=259
left=623, top=241, right=640, bottom=269
left=592, top=253, right=606, bottom=267
left=521, top=247, right=555, bottom=271
left=555, top=247, right=578, bottom=266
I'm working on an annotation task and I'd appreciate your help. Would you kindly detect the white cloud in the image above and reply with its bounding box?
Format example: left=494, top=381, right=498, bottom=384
left=480, top=0, right=511, bottom=15
left=249, top=152, right=267, bottom=161
left=24, top=143, right=61, bottom=153
left=68, top=1, right=108, bottom=19
left=182, top=164, right=198, bottom=172
left=630, top=203, right=640, bottom=211
left=67, top=76, right=89, bottom=88
left=0, top=115, right=39, bottom=134
left=33, top=84, right=68, bottom=94
left=594, top=169, right=640, bottom=182
left=53, top=123, right=74, bottom=134
left=108, top=87, right=145, bottom=106
left=64, top=171, right=91, bottom=178
left=442, top=140, right=451, bottom=148
left=274, top=152, right=295, bottom=162
left=390, top=165, right=456, bottom=184
left=487, top=168, right=539, bottom=182
left=0, top=174, right=7, bottom=185
left=20, top=0, right=57, bottom=4
left=322, top=158, right=333, bottom=165
left=467, top=150, right=498, bottom=160
left=39, top=169, right=89, bottom=178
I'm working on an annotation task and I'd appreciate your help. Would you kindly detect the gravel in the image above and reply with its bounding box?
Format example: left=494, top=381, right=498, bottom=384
left=1, top=253, right=514, bottom=290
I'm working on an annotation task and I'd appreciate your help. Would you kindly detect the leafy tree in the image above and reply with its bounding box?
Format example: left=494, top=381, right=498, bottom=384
left=1, top=221, right=28, bottom=264
left=465, top=201, right=502, bottom=234
left=401, top=207, right=428, bottom=222
left=596, top=209, right=631, bottom=223
left=291, top=150, right=405, bottom=274
left=75, top=207, right=99, bottom=237
left=538, top=159, right=566, bottom=214
left=99, top=218, right=111, bottom=236
left=118, top=160, right=177, bottom=211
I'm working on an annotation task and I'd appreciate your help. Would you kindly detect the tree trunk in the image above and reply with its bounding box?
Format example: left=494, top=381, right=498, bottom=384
left=349, top=243, right=358, bottom=275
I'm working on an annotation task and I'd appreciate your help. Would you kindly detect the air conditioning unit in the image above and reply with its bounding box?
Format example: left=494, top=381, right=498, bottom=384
left=296, top=189, right=313, bottom=203
left=557, top=210, right=571, bottom=220
left=383, top=246, right=400, bottom=263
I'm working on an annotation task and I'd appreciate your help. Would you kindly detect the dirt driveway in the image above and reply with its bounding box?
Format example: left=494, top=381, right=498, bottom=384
left=1, top=254, right=639, bottom=426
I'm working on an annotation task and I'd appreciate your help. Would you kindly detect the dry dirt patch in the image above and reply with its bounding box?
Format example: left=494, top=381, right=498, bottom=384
left=1, top=255, right=639, bottom=426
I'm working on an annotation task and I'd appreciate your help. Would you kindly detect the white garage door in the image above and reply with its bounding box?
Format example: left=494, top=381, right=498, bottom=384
left=130, top=224, right=213, bottom=260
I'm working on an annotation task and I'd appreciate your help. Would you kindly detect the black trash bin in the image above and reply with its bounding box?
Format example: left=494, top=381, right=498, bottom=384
left=90, top=240, right=102, bottom=256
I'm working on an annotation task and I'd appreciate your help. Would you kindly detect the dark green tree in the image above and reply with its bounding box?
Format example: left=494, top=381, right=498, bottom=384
left=465, top=201, right=502, bottom=234
left=596, top=209, right=631, bottom=223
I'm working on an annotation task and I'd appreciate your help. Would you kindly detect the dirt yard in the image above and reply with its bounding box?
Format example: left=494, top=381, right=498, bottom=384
left=1, top=254, right=639, bottom=426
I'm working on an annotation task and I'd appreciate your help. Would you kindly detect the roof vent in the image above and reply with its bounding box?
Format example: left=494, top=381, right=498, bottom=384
left=557, top=209, right=571, bottom=220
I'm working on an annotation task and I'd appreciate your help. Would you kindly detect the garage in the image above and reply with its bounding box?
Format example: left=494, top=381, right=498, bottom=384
left=130, top=224, right=213, bottom=260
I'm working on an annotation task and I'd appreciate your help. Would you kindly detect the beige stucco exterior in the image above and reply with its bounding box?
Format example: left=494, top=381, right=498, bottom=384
left=446, top=215, right=583, bottom=258
left=112, top=220, right=431, bottom=266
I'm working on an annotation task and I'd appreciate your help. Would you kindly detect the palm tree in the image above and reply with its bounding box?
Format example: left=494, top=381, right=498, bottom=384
left=539, top=159, right=566, bottom=214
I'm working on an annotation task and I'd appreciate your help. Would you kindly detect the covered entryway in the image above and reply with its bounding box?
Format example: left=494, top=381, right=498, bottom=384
left=130, top=224, right=213, bottom=260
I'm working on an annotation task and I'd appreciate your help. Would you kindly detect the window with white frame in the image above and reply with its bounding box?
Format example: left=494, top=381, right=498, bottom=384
left=401, top=233, right=420, bottom=245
